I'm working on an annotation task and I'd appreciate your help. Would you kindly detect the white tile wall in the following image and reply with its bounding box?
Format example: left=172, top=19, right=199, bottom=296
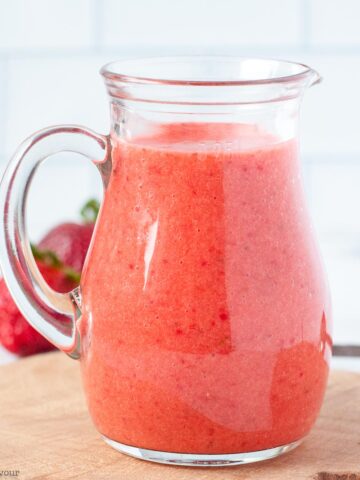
left=299, top=54, right=360, bottom=156
left=310, top=163, right=360, bottom=236
left=0, top=0, right=359, bottom=350
left=310, top=0, right=360, bottom=47
left=4, top=56, right=109, bottom=157
left=0, top=61, right=6, bottom=152
left=27, top=155, right=102, bottom=241
left=321, top=239, right=360, bottom=344
left=102, top=0, right=302, bottom=48
left=0, top=0, right=94, bottom=50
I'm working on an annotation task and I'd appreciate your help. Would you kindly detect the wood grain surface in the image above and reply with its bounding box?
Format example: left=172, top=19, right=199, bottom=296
left=0, top=352, right=359, bottom=480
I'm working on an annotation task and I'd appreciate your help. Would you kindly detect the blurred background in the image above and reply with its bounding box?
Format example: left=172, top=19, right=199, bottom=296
left=0, top=0, right=358, bottom=366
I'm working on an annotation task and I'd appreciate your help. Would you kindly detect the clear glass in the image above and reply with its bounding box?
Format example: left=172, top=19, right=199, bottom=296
left=0, top=57, right=331, bottom=466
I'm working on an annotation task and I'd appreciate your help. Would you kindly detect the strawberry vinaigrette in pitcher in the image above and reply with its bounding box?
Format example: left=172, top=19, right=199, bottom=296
left=0, top=57, right=331, bottom=466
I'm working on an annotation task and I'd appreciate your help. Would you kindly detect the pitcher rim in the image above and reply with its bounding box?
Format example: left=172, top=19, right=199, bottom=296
left=100, top=55, right=320, bottom=87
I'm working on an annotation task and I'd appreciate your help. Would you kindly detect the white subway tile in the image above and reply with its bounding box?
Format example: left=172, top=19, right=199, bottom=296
left=3, top=56, right=107, bottom=239
left=0, top=158, right=7, bottom=179
left=27, top=156, right=102, bottom=241
left=310, top=0, right=360, bottom=46
left=320, top=239, right=360, bottom=345
left=0, top=155, right=102, bottom=263
left=0, top=61, right=6, bottom=155
left=309, top=163, right=360, bottom=236
left=4, top=56, right=110, bottom=157
left=0, top=0, right=93, bottom=50
left=296, top=54, right=360, bottom=156
left=304, top=163, right=360, bottom=345
left=0, top=155, right=101, bottom=246
left=101, top=0, right=302, bottom=48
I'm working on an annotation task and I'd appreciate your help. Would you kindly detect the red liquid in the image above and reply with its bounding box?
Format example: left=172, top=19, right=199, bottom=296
left=80, top=123, right=331, bottom=454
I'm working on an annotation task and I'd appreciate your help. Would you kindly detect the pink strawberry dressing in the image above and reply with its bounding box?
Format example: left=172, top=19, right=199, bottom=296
left=79, top=123, right=331, bottom=454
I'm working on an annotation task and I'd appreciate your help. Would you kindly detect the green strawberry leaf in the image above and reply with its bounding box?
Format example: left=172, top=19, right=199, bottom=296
left=80, top=198, right=100, bottom=224
left=31, top=244, right=81, bottom=284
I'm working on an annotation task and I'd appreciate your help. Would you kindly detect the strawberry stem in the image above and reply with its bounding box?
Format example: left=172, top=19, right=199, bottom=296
left=62, top=267, right=81, bottom=283
left=31, top=244, right=62, bottom=267
left=80, top=198, right=100, bottom=224
left=31, top=244, right=81, bottom=284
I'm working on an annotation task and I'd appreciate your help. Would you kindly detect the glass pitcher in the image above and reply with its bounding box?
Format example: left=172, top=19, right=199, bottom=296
left=0, top=57, right=332, bottom=467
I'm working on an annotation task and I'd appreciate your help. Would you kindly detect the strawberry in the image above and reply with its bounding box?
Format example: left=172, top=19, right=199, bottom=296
left=0, top=254, right=79, bottom=356
left=0, top=199, right=99, bottom=356
left=38, top=199, right=99, bottom=272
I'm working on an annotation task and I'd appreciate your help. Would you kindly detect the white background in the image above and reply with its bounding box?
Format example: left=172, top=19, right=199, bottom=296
left=0, top=0, right=359, bottom=364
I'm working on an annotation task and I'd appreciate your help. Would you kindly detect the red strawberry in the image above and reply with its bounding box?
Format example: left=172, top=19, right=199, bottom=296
left=0, top=280, right=52, bottom=356
left=0, top=199, right=99, bottom=356
left=38, top=199, right=99, bottom=272
left=0, top=254, right=79, bottom=356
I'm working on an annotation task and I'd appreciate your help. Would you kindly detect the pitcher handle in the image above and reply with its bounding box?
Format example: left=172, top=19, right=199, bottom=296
left=0, top=126, right=111, bottom=359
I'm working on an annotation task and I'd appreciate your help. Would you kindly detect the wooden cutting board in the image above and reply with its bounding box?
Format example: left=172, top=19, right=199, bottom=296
left=0, top=352, right=359, bottom=480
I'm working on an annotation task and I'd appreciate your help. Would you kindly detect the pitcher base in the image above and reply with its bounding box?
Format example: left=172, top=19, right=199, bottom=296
left=102, top=436, right=302, bottom=467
